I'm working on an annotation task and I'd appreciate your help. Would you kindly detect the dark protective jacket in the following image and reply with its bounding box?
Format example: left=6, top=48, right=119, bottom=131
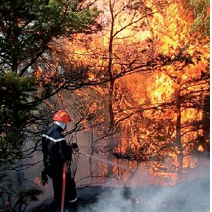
left=42, top=123, right=72, bottom=169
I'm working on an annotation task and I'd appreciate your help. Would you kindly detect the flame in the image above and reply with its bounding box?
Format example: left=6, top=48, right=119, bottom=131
left=198, top=145, right=204, bottom=152
left=39, top=0, right=210, bottom=186
left=147, top=73, right=175, bottom=104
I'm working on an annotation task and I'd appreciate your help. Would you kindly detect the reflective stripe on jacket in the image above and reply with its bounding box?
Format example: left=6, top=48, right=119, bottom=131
left=42, top=123, right=72, bottom=169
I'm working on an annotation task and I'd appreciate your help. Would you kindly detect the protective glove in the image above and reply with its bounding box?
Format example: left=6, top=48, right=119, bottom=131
left=71, top=143, right=78, bottom=149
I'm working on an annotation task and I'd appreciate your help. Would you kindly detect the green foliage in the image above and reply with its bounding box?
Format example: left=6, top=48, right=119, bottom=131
left=0, top=73, right=37, bottom=165
left=0, top=1, right=98, bottom=210
left=11, top=188, right=43, bottom=211
left=187, top=0, right=210, bottom=36
left=0, top=0, right=99, bottom=165
left=0, top=0, right=99, bottom=73
left=0, top=173, right=43, bottom=212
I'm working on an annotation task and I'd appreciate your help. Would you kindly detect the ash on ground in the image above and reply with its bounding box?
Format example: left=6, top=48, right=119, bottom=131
left=29, top=177, right=209, bottom=212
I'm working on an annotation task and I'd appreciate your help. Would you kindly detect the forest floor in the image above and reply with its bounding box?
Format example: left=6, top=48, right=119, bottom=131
left=29, top=177, right=209, bottom=212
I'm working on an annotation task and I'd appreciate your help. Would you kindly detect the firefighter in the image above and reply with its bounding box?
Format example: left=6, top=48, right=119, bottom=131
left=42, top=110, right=78, bottom=206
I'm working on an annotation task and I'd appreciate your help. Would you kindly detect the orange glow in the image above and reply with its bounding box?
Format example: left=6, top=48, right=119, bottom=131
left=147, top=73, right=175, bottom=104
left=34, top=176, right=41, bottom=186
left=39, top=0, right=210, bottom=186
left=198, top=145, right=204, bottom=152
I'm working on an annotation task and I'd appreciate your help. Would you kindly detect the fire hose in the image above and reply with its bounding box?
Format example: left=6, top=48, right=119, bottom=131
left=61, top=150, right=79, bottom=212
left=60, top=150, right=137, bottom=212
left=61, top=161, right=67, bottom=212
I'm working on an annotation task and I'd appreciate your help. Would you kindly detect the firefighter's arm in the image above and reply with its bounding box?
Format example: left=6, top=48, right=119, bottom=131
left=59, top=140, right=72, bottom=161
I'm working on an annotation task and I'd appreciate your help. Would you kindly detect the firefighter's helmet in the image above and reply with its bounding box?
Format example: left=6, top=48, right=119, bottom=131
left=53, top=110, right=71, bottom=124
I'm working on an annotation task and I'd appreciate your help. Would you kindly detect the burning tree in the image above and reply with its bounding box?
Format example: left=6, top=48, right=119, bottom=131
left=111, top=0, right=210, bottom=182
left=44, top=0, right=210, bottom=184
left=0, top=0, right=209, bottom=210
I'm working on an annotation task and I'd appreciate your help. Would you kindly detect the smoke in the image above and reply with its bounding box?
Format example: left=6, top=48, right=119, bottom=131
left=77, top=172, right=209, bottom=212
left=21, top=129, right=210, bottom=212
left=78, top=188, right=134, bottom=212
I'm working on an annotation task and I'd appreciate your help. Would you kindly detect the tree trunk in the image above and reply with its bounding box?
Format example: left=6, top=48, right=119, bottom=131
left=175, top=85, right=183, bottom=182
left=106, top=0, right=115, bottom=179
left=108, top=0, right=115, bottom=128
left=89, top=129, right=94, bottom=182
left=202, top=95, right=210, bottom=152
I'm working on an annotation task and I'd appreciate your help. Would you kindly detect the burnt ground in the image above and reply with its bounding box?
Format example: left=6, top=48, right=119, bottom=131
left=28, top=186, right=104, bottom=212
left=28, top=178, right=210, bottom=212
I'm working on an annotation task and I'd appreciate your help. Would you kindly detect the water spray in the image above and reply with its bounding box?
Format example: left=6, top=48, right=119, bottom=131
left=79, top=151, right=143, bottom=207
left=79, top=151, right=137, bottom=173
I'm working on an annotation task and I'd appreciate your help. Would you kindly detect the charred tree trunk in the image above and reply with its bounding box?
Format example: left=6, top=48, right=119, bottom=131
left=175, top=85, right=183, bottom=182
left=106, top=0, right=115, bottom=178
left=11, top=19, right=20, bottom=72
left=107, top=0, right=115, bottom=177
left=17, top=160, right=25, bottom=190
left=108, top=0, right=115, bottom=129
left=89, top=129, right=94, bottom=182
left=202, top=95, right=210, bottom=152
